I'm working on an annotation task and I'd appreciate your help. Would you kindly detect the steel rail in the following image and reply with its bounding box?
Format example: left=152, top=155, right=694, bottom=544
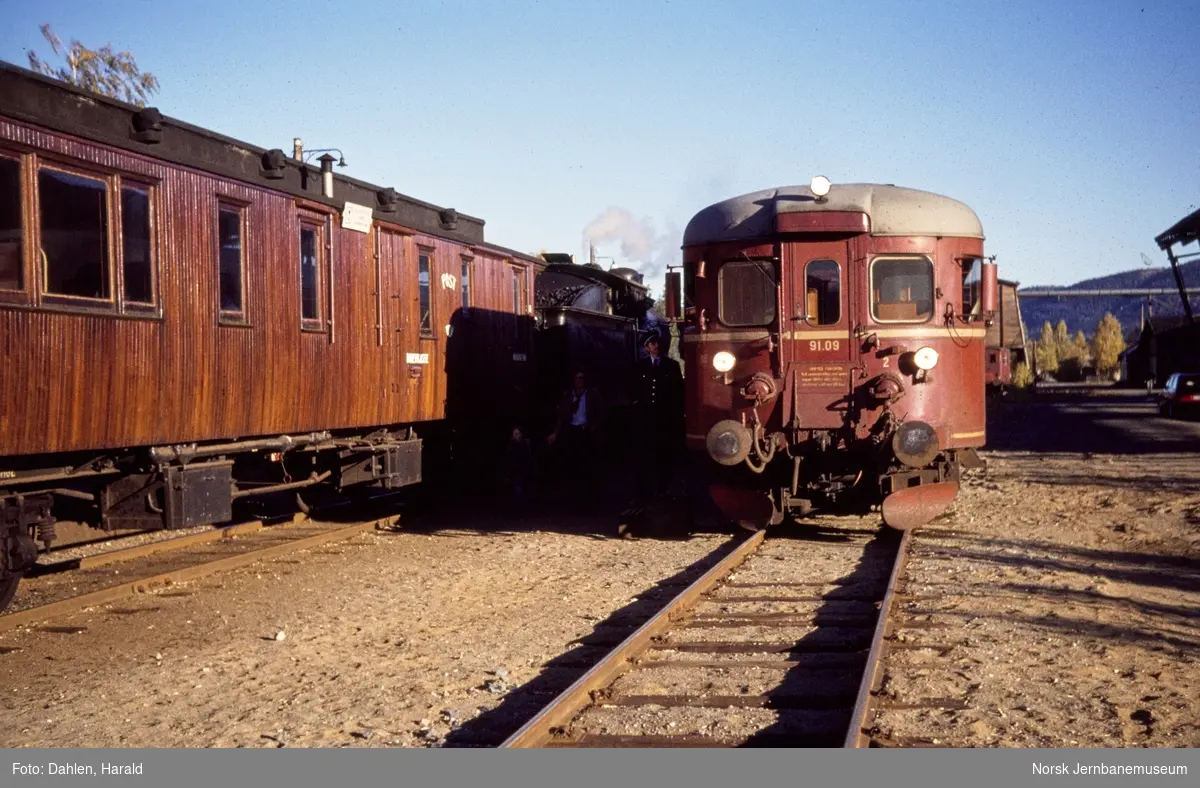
left=0, top=518, right=387, bottom=635
left=500, top=529, right=767, bottom=748
left=843, top=529, right=912, bottom=748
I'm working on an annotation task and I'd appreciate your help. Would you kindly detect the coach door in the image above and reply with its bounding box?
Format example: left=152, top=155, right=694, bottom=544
left=783, top=240, right=854, bottom=428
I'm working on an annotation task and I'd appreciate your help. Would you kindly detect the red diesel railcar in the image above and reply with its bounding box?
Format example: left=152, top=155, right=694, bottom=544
left=669, top=177, right=998, bottom=531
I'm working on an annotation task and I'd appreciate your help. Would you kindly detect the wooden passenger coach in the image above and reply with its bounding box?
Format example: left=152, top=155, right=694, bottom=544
left=0, top=63, right=539, bottom=607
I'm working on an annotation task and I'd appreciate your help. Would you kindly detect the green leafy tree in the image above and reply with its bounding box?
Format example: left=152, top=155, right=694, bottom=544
left=1012, top=361, right=1034, bottom=388
left=1091, top=313, right=1126, bottom=378
left=1035, top=321, right=1058, bottom=375
left=26, top=24, right=159, bottom=107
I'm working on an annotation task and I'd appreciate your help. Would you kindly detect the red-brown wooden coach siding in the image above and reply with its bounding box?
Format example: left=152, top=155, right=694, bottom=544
left=0, top=117, right=537, bottom=457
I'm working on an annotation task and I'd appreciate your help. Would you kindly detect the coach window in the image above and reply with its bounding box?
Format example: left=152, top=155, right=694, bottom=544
left=461, top=256, right=472, bottom=313
left=718, top=258, right=776, bottom=327
left=418, top=247, right=434, bottom=338
left=871, top=256, right=934, bottom=323
left=804, top=259, right=840, bottom=325
left=39, top=166, right=111, bottom=301
left=299, top=221, right=323, bottom=330
left=218, top=203, right=246, bottom=321
left=121, top=182, right=154, bottom=306
left=0, top=155, right=23, bottom=292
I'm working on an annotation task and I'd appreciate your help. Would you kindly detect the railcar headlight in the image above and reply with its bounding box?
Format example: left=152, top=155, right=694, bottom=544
left=712, top=351, right=736, bottom=373
left=913, top=346, right=939, bottom=370
left=810, top=175, right=831, bottom=197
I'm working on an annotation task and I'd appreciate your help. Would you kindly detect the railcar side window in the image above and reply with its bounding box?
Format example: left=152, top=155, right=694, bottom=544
left=218, top=205, right=245, bottom=318
left=0, top=156, right=22, bottom=291
left=121, top=184, right=153, bottom=304
left=299, top=223, right=322, bottom=326
left=418, top=248, right=433, bottom=337
left=961, top=257, right=982, bottom=317
left=718, top=259, right=776, bottom=327
left=461, top=255, right=471, bottom=313
left=871, top=256, right=933, bottom=322
left=804, top=259, right=840, bottom=325
left=39, top=167, right=110, bottom=300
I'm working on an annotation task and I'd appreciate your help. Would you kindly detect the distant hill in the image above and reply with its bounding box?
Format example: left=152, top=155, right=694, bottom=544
left=1018, top=259, right=1200, bottom=341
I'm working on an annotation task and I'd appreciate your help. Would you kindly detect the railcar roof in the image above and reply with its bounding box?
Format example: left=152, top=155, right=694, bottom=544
left=683, top=183, right=984, bottom=246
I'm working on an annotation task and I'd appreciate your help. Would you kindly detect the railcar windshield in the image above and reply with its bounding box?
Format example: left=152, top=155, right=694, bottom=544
left=871, top=256, right=933, bottom=322
left=718, top=258, right=776, bottom=327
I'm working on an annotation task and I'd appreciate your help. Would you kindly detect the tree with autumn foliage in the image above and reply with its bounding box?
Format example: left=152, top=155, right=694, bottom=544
left=1053, top=319, right=1073, bottom=362
left=1034, top=321, right=1058, bottom=376
left=1091, top=313, right=1126, bottom=378
left=1072, top=330, right=1091, bottom=365
left=25, top=24, right=159, bottom=107
left=1012, top=361, right=1034, bottom=388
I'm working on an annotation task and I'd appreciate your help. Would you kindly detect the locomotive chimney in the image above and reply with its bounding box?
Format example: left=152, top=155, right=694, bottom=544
left=293, top=137, right=303, bottom=161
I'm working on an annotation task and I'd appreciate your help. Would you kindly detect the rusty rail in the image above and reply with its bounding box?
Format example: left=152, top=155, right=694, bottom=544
left=0, top=518, right=388, bottom=635
left=501, top=529, right=767, bottom=748
left=844, top=529, right=912, bottom=747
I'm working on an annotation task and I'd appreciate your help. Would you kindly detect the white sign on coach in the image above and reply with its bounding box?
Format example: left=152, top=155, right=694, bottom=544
left=341, top=201, right=374, bottom=233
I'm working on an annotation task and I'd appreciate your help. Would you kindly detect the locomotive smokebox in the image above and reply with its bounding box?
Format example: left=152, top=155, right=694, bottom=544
left=892, top=421, right=940, bottom=468
left=706, top=419, right=752, bottom=466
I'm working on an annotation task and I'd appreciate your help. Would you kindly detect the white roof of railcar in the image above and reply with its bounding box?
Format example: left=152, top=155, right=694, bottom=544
left=682, top=183, right=984, bottom=246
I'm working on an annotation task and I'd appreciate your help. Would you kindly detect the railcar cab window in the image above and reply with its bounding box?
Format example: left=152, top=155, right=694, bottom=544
left=299, top=221, right=324, bottom=330
left=871, top=256, right=934, bottom=323
left=418, top=248, right=434, bottom=338
left=960, top=256, right=982, bottom=318
left=0, top=155, right=22, bottom=292
left=218, top=203, right=246, bottom=322
left=804, top=259, right=840, bottom=325
left=718, top=258, right=776, bottom=327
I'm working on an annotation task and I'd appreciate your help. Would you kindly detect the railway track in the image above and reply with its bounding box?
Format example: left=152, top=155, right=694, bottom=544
left=0, top=500, right=404, bottom=635
left=502, top=522, right=928, bottom=748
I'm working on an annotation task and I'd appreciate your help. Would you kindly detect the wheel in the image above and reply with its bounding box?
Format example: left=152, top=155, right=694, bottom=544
left=0, top=572, right=20, bottom=613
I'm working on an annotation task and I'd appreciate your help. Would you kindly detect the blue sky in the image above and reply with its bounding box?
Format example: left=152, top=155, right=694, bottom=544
left=3, top=0, right=1197, bottom=298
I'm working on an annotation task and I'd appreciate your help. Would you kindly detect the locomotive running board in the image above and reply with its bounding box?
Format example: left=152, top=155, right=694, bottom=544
left=881, top=481, right=959, bottom=531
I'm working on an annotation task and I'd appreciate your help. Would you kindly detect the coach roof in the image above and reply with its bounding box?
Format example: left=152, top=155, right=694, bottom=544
left=682, top=183, right=984, bottom=247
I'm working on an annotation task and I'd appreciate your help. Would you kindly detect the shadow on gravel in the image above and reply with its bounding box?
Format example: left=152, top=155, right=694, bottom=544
left=918, top=533, right=1200, bottom=595
left=440, top=534, right=753, bottom=747
left=987, top=396, right=1200, bottom=455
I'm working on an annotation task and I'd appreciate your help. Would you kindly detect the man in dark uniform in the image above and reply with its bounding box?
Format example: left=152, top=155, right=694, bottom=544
left=632, top=330, right=684, bottom=500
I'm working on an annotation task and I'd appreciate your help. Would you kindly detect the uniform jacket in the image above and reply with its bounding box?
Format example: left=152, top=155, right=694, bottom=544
left=633, top=356, right=683, bottom=421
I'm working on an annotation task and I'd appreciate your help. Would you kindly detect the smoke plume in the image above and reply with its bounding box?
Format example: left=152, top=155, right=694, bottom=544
left=581, top=207, right=679, bottom=287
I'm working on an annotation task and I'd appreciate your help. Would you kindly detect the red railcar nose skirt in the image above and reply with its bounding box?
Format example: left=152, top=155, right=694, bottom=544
left=881, top=481, right=960, bottom=531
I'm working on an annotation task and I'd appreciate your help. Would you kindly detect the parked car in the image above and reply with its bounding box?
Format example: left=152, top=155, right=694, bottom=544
left=1158, top=372, right=1200, bottom=418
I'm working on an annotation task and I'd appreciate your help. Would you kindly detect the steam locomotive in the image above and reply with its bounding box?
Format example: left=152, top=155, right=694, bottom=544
left=666, top=177, right=997, bottom=531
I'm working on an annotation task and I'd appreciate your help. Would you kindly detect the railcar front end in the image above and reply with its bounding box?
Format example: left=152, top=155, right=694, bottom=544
left=675, top=179, right=997, bottom=531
